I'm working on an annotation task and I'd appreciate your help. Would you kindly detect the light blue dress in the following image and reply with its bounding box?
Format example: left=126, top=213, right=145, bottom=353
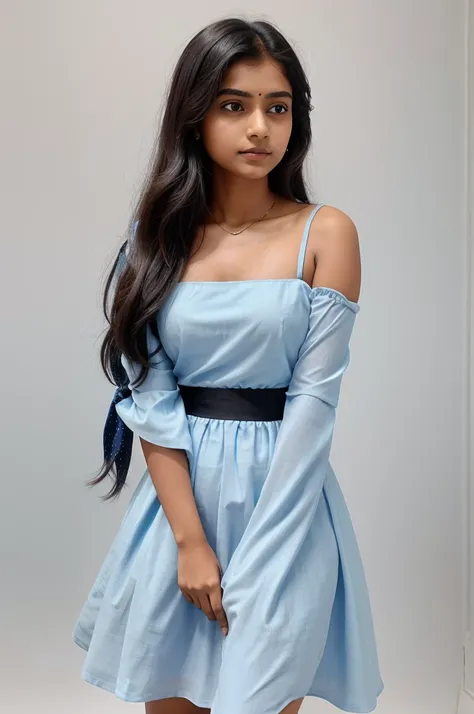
left=73, top=204, right=384, bottom=713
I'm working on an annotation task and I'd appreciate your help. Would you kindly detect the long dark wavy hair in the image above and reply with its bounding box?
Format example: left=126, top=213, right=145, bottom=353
left=88, top=17, right=314, bottom=500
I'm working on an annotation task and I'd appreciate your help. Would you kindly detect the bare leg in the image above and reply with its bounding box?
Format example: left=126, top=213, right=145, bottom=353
left=279, top=697, right=305, bottom=714
left=146, top=694, right=304, bottom=714
left=145, top=697, right=210, bottom=714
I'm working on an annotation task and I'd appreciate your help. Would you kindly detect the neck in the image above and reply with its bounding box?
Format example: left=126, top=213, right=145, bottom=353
left=209, top=170, right=275, bottom=228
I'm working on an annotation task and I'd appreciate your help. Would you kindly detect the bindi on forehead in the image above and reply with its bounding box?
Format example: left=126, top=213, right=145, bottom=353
left=216, top=88, right=293, bottom=100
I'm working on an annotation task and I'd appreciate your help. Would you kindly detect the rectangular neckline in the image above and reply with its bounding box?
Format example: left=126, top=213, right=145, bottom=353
left=177, top=277, right=310, bottom=286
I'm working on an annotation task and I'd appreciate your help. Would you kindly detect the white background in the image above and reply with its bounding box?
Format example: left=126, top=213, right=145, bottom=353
left=0, top=2, right=469, bottom=713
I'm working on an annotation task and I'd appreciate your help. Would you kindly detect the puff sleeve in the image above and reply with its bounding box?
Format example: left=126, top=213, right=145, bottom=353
left=114, top=325, right=193, bottom=463
left=221, top=287, right=360, bottom=614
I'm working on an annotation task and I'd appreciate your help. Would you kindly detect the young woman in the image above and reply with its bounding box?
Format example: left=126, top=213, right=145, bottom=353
left=73, top=17, right=384, bottom=714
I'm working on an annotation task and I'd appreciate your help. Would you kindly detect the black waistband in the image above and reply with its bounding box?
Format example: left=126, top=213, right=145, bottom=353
left=178, top=385, right=288, bottom=421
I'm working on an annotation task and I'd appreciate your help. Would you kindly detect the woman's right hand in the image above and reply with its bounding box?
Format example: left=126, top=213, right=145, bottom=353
left=177, top=540, right=229, bottom=636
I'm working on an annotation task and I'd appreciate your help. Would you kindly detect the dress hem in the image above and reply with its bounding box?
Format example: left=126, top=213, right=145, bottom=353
left=74, top=635, right=383, bottom=714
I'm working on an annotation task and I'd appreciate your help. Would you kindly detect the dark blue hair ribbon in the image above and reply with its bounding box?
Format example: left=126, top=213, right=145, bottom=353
left=102, top=381, right=133, bottom=485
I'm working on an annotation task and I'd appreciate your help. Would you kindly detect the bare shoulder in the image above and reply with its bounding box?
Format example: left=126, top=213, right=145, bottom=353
left=309, top=205, right=361, bottom=303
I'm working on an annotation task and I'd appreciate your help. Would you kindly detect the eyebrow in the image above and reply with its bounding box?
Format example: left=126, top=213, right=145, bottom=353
left=216, top=88, right=293, bottom=100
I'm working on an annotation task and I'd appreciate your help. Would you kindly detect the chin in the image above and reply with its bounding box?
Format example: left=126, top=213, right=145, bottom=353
left=212, top=154, right=281, bottom=180
left=227, top=162, right=276, bottom=180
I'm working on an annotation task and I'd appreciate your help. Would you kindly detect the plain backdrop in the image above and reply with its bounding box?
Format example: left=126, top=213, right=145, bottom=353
left=0, top=2, right=468, bottom=713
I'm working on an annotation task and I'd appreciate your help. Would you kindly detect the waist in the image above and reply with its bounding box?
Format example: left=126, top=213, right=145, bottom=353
left=178, top=385, right=288, bottom=421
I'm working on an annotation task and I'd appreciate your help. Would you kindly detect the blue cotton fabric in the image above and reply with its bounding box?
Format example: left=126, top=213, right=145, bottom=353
left=73, top=205, right=384, bottom=713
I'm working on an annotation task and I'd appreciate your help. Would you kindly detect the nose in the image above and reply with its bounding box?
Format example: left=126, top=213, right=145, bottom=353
left=246, top=108, right=269, bottom=139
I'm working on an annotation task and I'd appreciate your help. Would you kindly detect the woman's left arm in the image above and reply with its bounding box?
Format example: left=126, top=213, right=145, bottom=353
left=220, top=209, right=362, bottom=620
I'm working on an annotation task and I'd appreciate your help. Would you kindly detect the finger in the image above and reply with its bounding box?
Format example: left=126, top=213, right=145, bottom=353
left=179, top=585, right=195, bottom=605
left=210, top=587, right=228, bottom=635
left=196, top=593, right=216, bottom=621
left=182, top=590, right=200, bottom=609
left=190, top=594, right=201, bottom=609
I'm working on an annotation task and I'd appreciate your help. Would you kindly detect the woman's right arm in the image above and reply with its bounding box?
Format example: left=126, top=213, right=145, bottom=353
left=114, top=327, right=228, bottom=634
left=111, top=224, right=227, bottom=633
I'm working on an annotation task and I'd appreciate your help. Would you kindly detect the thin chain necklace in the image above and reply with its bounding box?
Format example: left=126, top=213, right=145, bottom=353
left=208, top=195, right=277, bottom=236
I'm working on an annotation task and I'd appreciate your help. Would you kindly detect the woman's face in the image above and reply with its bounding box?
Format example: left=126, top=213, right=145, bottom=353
left=200, top=56, right=293, bottom=180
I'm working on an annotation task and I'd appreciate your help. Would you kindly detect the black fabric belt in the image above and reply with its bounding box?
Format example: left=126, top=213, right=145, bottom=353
left=178, top=385, right=288, bottom=421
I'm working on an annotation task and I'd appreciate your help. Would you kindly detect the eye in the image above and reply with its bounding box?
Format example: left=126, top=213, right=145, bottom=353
left=221, top=102, right=244, bottom=112
left=268, top=104, right=288, bottom=114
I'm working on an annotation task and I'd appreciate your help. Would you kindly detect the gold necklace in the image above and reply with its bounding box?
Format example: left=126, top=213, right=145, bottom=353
left=209, top=195, right=277, bottom=236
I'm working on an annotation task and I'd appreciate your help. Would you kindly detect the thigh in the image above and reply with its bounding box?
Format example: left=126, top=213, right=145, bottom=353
left=279, top=697, right=305, bottom=714
left=145, top=697, right=210, bottom=714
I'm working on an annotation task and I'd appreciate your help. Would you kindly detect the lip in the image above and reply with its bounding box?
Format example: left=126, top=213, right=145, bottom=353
left=239, top=149, right=271, bottom=160
left=239, top=149, right=271, bottom=154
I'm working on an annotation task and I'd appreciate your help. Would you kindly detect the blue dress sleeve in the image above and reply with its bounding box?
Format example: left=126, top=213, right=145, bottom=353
left=114, top=324, right=193, bottom=463
left=221, top=287, right=360, bottom=608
